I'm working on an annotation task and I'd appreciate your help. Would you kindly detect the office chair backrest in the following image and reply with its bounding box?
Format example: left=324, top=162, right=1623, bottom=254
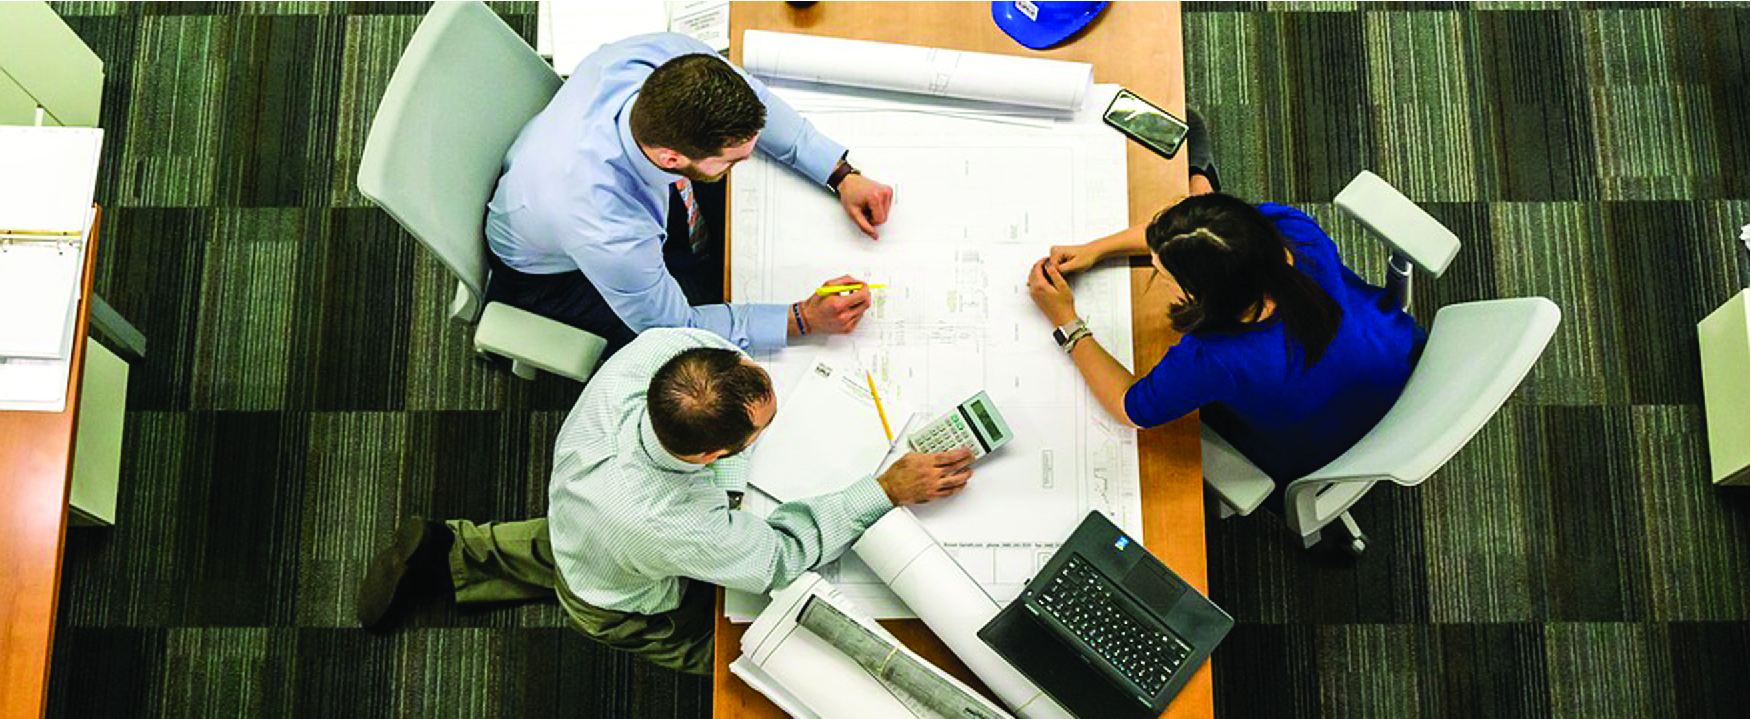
left=1284, top=297, right=1561, bottom=534
left=357, top=1, right=560, bottom=322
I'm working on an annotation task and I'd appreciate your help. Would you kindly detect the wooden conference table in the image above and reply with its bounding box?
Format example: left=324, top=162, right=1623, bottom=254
left=715, top=3, right=1208, bottom=718
left=0, top=209, right=101, bottom=719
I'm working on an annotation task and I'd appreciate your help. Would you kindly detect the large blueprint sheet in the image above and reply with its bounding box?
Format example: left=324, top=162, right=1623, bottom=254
left=731, top=84, right=1141, bottom=618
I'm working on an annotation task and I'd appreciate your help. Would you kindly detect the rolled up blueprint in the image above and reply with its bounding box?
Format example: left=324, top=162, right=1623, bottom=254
left=852, top=510, right=1075, bottom=719
left=743, top=30, right=1094, bottom=112
left=797, top=597, right=1009, bottom=719
left=741, top=572, right=1012, bottom=719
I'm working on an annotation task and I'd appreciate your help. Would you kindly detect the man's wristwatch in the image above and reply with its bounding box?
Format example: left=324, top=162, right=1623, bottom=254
left=827, top=156, right=861, bottom=194
left=1053, top=318, right=1092, bottom=352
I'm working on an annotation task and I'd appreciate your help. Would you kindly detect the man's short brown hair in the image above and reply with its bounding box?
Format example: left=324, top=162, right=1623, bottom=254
left=629, top=54, right=767, bottom=160
left=647, top=347, right=774, bottom=457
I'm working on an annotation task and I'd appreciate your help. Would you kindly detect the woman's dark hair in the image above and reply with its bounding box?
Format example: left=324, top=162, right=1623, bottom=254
left=1145, top=193, right=1343, bottom=369
left=648, top=347, right=774, bottom=457
left=630, top=54, right=767, bottom=160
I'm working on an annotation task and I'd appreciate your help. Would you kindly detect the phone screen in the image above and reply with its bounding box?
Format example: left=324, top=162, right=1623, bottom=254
left=1104, top=90, right=1189, bottom=159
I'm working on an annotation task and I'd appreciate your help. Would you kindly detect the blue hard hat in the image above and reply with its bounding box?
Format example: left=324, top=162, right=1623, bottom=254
left=991, top=1, right=1109, bottom=50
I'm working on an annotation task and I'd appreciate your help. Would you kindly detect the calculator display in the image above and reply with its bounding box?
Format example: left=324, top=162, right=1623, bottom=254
left=967, top=399, right=1006, bottom=443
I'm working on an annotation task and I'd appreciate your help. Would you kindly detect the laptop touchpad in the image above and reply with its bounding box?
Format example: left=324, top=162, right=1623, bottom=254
left=1123, top=561, right=1187, bottom=611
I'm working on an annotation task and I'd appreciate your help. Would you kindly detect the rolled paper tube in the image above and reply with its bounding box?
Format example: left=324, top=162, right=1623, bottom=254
left=853, top=509, right=1076, bottom=719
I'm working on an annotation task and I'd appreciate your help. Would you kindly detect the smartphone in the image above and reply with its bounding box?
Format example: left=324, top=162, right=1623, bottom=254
left=1103, top=88, right=1190, bottom=159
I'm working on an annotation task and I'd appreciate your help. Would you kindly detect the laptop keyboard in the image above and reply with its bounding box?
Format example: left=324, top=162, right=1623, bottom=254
left=1034, top=555, right=1193, bottom=696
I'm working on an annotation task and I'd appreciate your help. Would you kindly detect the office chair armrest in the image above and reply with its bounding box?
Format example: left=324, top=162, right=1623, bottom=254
left=473, top=302, right=607, bottom=383
left=1201, top=425, right=1275, bottom=517
left=1334, top=170, right=1460, bottom=278
left=450, top=280, right=484, bottom=325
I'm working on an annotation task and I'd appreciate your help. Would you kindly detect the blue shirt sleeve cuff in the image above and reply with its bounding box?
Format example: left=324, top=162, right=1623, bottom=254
left=747, top=303, right=790, bottom=351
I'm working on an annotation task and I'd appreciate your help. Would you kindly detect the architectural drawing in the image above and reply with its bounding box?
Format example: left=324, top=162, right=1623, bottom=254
left=730, top=84, right=1142, bottom=618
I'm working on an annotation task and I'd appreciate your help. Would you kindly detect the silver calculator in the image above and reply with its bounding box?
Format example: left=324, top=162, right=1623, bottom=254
left=907, top=391, right=1014, bottom=460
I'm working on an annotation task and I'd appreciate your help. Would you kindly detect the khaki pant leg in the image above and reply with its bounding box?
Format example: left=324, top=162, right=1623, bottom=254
left=555, top=571, right=717, bottom=676
left=446, top=518, right=557, bottom=604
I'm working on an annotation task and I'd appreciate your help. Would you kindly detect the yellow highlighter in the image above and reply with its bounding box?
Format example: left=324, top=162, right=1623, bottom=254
left=816, top=283, right=887, bottom=296
left=865, top=371, right=894, bottom=442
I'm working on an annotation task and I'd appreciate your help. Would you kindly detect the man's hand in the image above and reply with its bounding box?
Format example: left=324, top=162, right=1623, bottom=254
left=876, top=449, right=975, bottom=506
left=793, top=275, right=873, bottom=336
left=1027, top=258, right=1079, bottom=326
left=839, top=174, right=894, bottom=240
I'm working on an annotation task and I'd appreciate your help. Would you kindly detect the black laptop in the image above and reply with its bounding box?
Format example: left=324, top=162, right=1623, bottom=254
left=977, top=511, right=1233, bottom=718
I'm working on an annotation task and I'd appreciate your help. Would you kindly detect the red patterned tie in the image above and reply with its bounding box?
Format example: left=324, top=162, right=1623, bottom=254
left=674, top=178, right=705, bottom=252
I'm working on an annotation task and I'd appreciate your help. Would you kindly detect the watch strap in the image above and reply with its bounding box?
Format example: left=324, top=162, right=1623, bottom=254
left=1061, top=327, right=1093, bottom=353
left=1052, top=318, right=1089, bottom=348
left=828, top=158, right=860, bottom=193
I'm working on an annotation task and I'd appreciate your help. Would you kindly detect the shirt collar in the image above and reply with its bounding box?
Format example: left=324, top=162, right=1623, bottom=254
left=617, top=93, right=680, bottom=190
left=638, top=410, right=706, bottom=474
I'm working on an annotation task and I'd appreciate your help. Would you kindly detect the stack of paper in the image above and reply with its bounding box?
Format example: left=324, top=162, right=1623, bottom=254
left=0, top=126, right=103, bottom=413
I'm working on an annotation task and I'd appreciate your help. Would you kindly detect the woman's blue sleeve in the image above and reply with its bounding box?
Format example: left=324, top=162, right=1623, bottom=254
left=1123, top=339, right=1238, bottom=428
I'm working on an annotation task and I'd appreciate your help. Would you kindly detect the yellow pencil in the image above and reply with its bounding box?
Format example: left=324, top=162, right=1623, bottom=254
left=816, top=283, right=887, bottom=295
left=865, top=371, right=894, bottom=441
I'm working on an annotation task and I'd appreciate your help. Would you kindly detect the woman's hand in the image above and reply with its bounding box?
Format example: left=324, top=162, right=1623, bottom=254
left=1027, top=258, right=1079, bottom=326
left=1046, top=241, right=1105, bottom=275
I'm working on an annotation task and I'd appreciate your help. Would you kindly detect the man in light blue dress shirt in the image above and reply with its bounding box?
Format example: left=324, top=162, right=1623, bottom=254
left=484, top=33, right=895, bottom=355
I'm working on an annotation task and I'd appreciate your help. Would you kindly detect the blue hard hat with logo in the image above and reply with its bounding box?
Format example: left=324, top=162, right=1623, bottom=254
left=991, top=1, right=1110, bottom=50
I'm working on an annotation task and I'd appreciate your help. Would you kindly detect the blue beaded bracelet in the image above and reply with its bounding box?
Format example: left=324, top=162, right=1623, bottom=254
left=792, top=302, right=808, bottom=335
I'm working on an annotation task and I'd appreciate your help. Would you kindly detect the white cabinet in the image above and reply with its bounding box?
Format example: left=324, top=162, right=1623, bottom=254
left=0, top=2, right=104, bottom=127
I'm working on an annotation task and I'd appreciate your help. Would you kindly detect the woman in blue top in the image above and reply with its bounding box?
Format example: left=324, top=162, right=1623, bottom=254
left=1026, top=191, right=1426, bottom=507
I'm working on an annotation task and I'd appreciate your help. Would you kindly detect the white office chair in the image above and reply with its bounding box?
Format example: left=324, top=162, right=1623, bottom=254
left=358, top=1, right=606, bottom=382
left=1201, top=171, right=1562, bottom=554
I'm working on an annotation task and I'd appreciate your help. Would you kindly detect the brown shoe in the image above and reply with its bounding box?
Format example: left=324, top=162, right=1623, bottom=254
left=357, top=517, right=453, bottom=629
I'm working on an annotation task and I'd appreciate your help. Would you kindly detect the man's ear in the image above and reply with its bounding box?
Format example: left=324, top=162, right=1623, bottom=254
left=650, top=147, right=688, bottom=170
left=697, top=448, right=730, bottom=464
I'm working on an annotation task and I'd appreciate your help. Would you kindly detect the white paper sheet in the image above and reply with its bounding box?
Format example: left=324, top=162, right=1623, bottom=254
left=728, top=657, right=822, bottom=719
left=538, top=1, right=669, bottom=76
left=0, top=356, right=73, bottom=413
left=0, top=127, right=102, bottom=237
left=0, top=240, right=85, bottom=359
left=747, top=357, right=912, bottom=503
left=0, top=215, right=89, bottom=412
left=538, top=1, right=730, bottom=76
left=668, top=1, right=729, bottom=52
left=744, top=30, right=1093, bottom=113
left=731, top=81, right=1141, bottom=618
